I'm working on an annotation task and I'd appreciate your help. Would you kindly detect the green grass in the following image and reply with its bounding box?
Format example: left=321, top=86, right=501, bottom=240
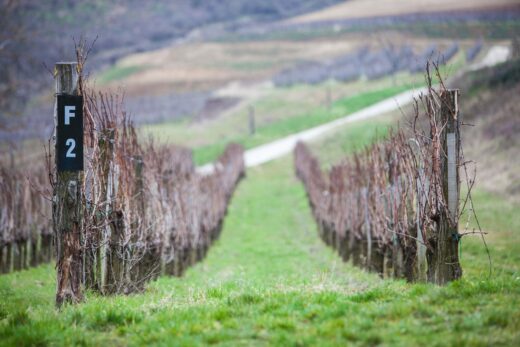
left=98, top=65, right=146, bottom=84
left=217, top=20, right=520, bottom=42
left=1, top=114, right=519, bottom=346
left=310, top=115, right=397, bottom=169
left=225, top=60, right=279, bottom=71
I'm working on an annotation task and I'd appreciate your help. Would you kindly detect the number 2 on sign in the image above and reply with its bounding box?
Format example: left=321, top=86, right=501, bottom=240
left=65, top=138, right=76, bottom=158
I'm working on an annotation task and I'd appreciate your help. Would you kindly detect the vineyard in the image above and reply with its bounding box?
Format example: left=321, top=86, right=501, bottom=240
left=0, top=55, right=245, bottom=306
left=0, top=163, right=52, bottom=273
left=295, top=71, right=471, bottom=284
left=0, top=58, right=519, bottom=344
left=1, top=1, right=520, bottom=345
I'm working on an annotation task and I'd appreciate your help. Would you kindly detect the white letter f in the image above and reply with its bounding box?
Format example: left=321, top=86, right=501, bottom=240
left=65, top=105, right=76, bottom=125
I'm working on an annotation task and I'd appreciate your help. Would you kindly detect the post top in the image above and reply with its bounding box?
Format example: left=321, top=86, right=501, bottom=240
left=55, top=62, right=78, bottom=66
left=443, top=88, right=460, bottom=94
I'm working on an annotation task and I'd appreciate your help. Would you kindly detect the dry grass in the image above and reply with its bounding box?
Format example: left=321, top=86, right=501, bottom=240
left=97, top=33, right=480, bottom=99
left=98, top=39, right=360, bottom=95
left=287, top=0, right=520, bottom=24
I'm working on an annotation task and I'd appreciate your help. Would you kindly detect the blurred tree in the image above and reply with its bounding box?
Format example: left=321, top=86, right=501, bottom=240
left=0, top=0, right=30, bottom=116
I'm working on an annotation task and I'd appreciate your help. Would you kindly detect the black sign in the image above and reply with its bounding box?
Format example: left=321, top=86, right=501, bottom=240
left=57, top=95, right=83, bottom=172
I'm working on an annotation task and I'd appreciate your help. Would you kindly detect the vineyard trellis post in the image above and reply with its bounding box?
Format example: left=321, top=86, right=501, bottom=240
left=248, top=106, right=256, bottom=136
left=362, top=187, right=372, bottom=270
left=13, top=181, right=23, bottom=272
left=53, top=62, right=84, bottom=307
left=130, top=154, right=145, bottom=288
left=416, top=165, right=429, bottom=282
left=326, top=86, right=332, bottom=110
left=429, top=89, right=463, bottom=284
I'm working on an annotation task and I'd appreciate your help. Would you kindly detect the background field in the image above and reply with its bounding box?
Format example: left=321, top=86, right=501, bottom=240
left=287, top=0, right=519, bottom=24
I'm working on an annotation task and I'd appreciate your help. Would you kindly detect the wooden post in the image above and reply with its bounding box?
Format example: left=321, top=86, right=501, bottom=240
left=12, top=181, right=22, bottom=271
left=248, top=106, right=255, bottom=136
left=105, top=210, right=125, bottom=294
left=430, top=89, right=462, bottom=285
left=83, top=227, right=96, bottom=290
left=29, top=231, right=39, bottom=268
left=53, top=62, right=84, bottom=307
left=12, top=242, right=20, bottom=271
left=0, top=245, right=7, bottom=273
left=21, top=239, right=28, bottom=269
left=0, top=245, right=3, bottom=273
left=3, top=243, right=13, bottom=273
left=129, top=155, right=144, bottom=287
left=40, top=233, right=52, bottom=263
left=416, top=173, right=429, bottom=281
left=326, top=86, right=331, bottom=110
left=382, top=186, right=393, bottom=278
left=88, top=128, right=114, bottom=292
left=95, top=128, right=115, bottom=293
left=362, top=187, right=372, bottom=270
left=391, top=182, right=405, bottom=278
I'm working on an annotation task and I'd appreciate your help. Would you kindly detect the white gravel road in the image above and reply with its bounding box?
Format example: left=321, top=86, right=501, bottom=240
left=469, top=45, right=510, bottom=71
left=197, top=87, right=427, bottom=174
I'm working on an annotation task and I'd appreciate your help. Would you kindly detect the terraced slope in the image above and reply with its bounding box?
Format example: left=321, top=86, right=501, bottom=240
left=287, top=0, right=519, bottom=24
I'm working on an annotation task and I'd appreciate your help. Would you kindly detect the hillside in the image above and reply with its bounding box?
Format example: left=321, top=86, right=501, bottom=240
left=0, top=0, right=343, bottom=117
left=457, top=59, right=520, bottom=204
left=287, top=0, right=520, bottom=24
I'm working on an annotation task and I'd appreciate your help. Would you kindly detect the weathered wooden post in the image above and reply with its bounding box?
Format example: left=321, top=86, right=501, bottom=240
left=13, top=181, right=23, bottom=272
left=430, top=89, right=462, bottom=284
left=29, top=228, right=39, bottom=268
left=0, top=246, right=5, bottom=273
left=1, top=243, right=12, bottom=274
left=40, top=232, right=53, bottom=263
left=6, top=243, right=13, bottom=273
left=129, top=155, right=144, bottom=286
left=326, top=86, right=331, bottom=110
left=99, top=129, right=124, bottom=294
left=416, top=172, right=429, bottom=282
left=407, top=138, right=428, bottom=281
left=53, top=62, right=84, bottom=307
left=362, top=187, right=372, bottom=270
left=105, top=210, right=125, bottom=294
left=248, top=106, right=255, bottom=136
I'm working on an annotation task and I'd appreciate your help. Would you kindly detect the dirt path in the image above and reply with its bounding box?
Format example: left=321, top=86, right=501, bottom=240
left=469, top=45, right=511, bottom=71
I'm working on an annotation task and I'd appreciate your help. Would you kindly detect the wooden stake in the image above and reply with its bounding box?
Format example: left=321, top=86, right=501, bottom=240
left=430, top=89, right=462, bottom=284
left=362, top=187, right=372, bottom=269
left=248, top=106, right=255, bottom=136
left=53, top=62, right=84, bottom=307
left=416, top=172, right=428, bottom=282
left=326, top=86, right=331, bottom=110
